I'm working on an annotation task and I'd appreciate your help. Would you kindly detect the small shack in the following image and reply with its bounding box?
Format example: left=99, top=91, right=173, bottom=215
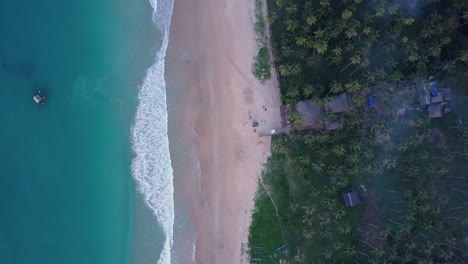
left=296, top=100, right=324, bottom=130
left=325, top=118, right=343, bottom=131
left=342, top=189, right=361, bottom=207
left=428, top=103, right=442, bottom=118
left=325, top=93, right=351, bottom=113
left=415, top=82, right=431, bottom=106
left=431, top=92, right=443, bottom=103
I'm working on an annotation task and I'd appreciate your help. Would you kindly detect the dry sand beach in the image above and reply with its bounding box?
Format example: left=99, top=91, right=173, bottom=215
left=167, top=0, right=280, bottom=262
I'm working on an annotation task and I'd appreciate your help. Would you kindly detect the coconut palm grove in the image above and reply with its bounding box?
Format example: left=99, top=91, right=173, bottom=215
left=248, top=0, right=468, bottom=263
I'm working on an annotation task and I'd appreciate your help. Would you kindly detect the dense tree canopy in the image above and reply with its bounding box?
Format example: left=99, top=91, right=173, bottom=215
left=268, top=0, right=468, bottom=103
left=248, top=0, right=468, bottom=263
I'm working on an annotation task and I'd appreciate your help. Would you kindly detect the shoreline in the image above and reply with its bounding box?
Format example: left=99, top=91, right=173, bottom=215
left=166, top=0, right=281, bottom=262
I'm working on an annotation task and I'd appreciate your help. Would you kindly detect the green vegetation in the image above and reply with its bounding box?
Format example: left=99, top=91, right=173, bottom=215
left=252, top=0, right=271, bottom=80
left=254, top=0, right=268, bottom=46
left=253, top=47, right=272, bottom=80
left=248, top=153, right=289, bottom=262
left=267, top=0, right=468, bottom=102
left=248, top=0, right=468, bottom=263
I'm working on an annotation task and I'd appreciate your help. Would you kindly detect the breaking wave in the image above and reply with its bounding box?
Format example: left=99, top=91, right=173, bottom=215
left=130, top=0, right=174, bottom=263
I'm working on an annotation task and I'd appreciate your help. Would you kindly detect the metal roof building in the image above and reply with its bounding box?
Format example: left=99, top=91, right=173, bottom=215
left=342, top=189, right=361, bottom=207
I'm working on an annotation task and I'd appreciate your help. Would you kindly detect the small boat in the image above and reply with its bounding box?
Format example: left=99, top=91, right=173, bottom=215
left=32, top=90, right=46, bottom=105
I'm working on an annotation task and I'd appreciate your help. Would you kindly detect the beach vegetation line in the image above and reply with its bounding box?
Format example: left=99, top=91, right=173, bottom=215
left=252, top=0, right=271, bottom=80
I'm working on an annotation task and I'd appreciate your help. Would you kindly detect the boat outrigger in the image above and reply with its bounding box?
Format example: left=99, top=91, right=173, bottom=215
left=32, top=90, right=46, bottom=105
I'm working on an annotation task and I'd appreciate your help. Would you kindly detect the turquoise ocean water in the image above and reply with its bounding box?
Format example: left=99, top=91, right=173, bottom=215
left=0, top=0, right=174, bottom=263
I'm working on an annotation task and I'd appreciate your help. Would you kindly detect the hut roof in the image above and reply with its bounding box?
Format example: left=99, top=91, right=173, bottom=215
left=431, top=92, right=443, bottom=103
left=416, top=82, right=431, bottom=106
left=296, top=100, right=324, bottom=130
left=325, top=93, right=350, bottom=113
left=428, top=103, right=442, bottom=118
left=342, top=189, right=361, bottom=207
left=325, top=118, right=343, bottom=131
left=415, top=82, right=428, bottom=95
left=419, top=95, right=431, bottom=106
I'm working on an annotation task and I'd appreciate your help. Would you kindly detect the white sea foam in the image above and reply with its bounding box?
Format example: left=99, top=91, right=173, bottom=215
left=131, top=0, right=174, bottom=263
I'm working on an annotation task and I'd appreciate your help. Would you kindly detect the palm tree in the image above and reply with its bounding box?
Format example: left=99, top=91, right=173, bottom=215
left=372, top=246, right=385, bottom=259
left=289, top=202, right=299, bottom=213
left=457, top=50, right=468, bottom=62
left=441, top=60, right=456, bottom=72
left=339, top=224, right=351, bottom=235
left=382, top=157, right=397, bottom=170
left=319, top=0, right=330, bottom=8
left=313, top=40, right=328, bottom=54
left=363, top=149, right=375, bottom=160
left=322, top=249, right=333, bottom=260
left=302, top=84, right=314, bottom=98
left=332, top=145, right=346, bottom=157
left=341, top=55, right=361, bottom=72
left=344, top=80, right=364, bottom=92
left=333, top=241, right=344, bottom=252
left=285, top=86, right=300, bottom=100
left=275, top=0, right=285, bottom=8
left=290, top=64, right=302, bottom=76
left=329, top=81, right=344, bottom=94
left=302, top=228, right=316, bottom=239
left=294, top=252, right=306, bottom=263
left=285, top=19, right=298, bottom=32
left=349, top=141, right=362, bottom=151
left=342, top=9, right=353, bottom=20
left=278, top=64, right=290, bottom=76
left=306, top=15, right=317, bottom=26
left=347, top=153, right=359, bottom=164
left=311, top=162, right=325, bottom=173
left=344, top=244, right=356, bottom=257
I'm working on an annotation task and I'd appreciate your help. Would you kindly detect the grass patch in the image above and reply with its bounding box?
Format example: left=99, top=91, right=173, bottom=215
left=254, top=0, right=267, bottom=46
left=248, top=186, right=284, bottom=263
left=253, top=47, right=271, bottom=81
left=252, top=0, right=271, bottom=81
left=248, top=150, right=291, bottom=263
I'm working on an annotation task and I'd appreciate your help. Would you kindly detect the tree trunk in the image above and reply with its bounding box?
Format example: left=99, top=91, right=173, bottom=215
left=340, top=60, right=354, bottom=72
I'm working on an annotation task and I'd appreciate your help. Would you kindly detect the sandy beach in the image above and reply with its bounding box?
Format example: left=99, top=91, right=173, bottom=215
left=166, top=0, right=280, bottom=262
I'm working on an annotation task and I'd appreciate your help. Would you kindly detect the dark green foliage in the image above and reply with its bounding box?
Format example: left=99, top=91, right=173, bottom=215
left=267, top=0, right=468, bottom=101
left=248, top=0, right=468, bottom=262
left=250, top=114, right=468, bottom=263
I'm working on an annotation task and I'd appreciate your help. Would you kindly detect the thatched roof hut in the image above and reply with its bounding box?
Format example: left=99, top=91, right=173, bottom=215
left=296, top=100, right=324, bottom=130
left=428, top=103, right=442, bottom=118
left=325, top=93, right=351, bottom=113
left=325, top=118, right=343, bottom=131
